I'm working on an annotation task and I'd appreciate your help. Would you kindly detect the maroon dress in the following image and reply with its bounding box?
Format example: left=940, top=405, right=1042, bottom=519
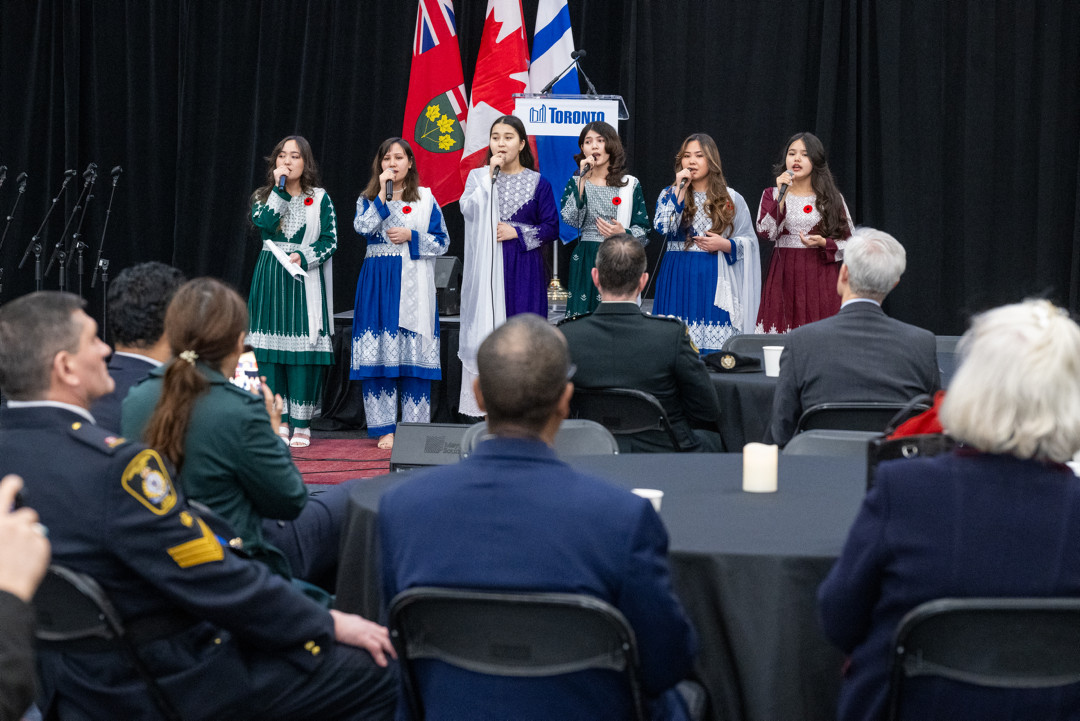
left=755, top=188, right=853, bottom=333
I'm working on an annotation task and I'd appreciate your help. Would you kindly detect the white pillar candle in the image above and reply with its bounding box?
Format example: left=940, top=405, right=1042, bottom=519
left=743, top=442, right=779, bottom=493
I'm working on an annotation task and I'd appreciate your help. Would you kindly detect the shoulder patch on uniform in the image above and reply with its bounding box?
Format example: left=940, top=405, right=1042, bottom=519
left=167, top=516, right=225, bottom=568
left=121, top=449, right=177, bottom=515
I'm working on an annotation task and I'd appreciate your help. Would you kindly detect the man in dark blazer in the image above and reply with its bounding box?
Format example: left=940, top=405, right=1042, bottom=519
left=763, top=227, right=939, bottom=446
left=380, top=314, right=697, bottom=721
left=90, top=261, right=185, bottom=432
left=558, top=234, right=723, bottom=452
left=0, top=291, right=397, bottom=720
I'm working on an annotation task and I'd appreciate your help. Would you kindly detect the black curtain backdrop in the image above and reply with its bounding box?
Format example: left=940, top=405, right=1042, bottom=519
left=1, top=0, right=1078, bottom=335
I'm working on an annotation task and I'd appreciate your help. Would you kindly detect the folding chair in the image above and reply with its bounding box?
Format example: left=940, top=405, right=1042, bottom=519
left=795, top=401, right=930, bottom=435
left=569, top=387, right=685, bottom=452
left=781, top=429, right=879, bottom=456
left=33, top=564, right=183, bottom=721
left=887, top=597, right=1080, bottom=721
left=389, top=587, right=648, bottom=721
left=460, top=419, right=618, bottom=458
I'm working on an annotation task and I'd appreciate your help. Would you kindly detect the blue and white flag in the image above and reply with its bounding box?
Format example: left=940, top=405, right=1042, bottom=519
left=529, top=0, right=581, bottom=242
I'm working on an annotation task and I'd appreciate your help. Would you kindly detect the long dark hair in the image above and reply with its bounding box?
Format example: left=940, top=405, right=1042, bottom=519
left=675, top=133, right=736, bottom=239
left=482, top=115, right=536, bottom=171
left=772, top=132, right=849, bottom=239
left=143, top=278, right=248, bottom=470
left=361, top=137, right=421, bottom=203
left=574, top=121, right=628, bottom=188
left=251, top=135, right=321, bottom=205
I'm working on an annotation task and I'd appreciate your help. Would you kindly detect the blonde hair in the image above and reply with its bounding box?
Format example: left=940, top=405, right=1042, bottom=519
left=940, top=299, right=1080, bottom=462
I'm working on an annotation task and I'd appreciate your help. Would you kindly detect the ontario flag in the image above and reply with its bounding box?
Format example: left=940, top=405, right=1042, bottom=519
left=459, top=0, right=531, bottom=185
left=403, top=0, right=469, bottom=206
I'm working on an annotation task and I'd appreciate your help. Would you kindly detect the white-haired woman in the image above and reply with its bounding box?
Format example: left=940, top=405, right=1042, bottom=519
left=819, top=299, right=1080, bottom=721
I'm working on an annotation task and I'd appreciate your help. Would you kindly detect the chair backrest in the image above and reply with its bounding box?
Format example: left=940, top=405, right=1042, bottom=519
left=460, top=419, right=618, bottom=458
left=887, top=597, right=1080, bottom=721
left=33, top=565, right=183, bottom=721
left=389, top=587, right=647, bottom=721
left=569, top=388, right=684, bottom=451
left=795, top=401, right=930, bottom=434
left=781, top=429, right=879, bottom=456
left=720, top=333, right=784, bottom=360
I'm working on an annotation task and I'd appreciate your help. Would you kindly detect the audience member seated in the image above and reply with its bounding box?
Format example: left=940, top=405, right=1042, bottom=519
left=121, top=278, right=350, bottom=593
left=0, top=474, right=50, bottom=721
left=90, top=261, right=185, bottom=432
left=763, top=227, right=939, bottom=446
left=559, top=233, right=723, bottom=452
left=0, top=290, right=396, bottom=720
left=379, top=314, right=698, bottom=720
left=818, top=298, right=1080, bottom=721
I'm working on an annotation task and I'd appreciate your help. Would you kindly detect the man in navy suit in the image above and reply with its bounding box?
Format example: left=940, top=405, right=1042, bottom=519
left=91, top=261, right=185, bottom=431
left=763, top=228, right=939, bottom=446
left=379, top=313, right=697, bottom=721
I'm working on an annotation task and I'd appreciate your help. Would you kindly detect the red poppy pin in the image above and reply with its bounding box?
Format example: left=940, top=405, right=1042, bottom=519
left=402, top=206, right=413, bottom=214
left=612, top=197, right=622, bottom=206
left=304, top=197, right=314, bottom=206
left=803, top=204, right=813, bottom=213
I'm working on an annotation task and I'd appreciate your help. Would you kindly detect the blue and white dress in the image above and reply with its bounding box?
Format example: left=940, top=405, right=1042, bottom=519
left=651, top=186, right=761, bottom=355
left=350, top=188, right=449, bottom=436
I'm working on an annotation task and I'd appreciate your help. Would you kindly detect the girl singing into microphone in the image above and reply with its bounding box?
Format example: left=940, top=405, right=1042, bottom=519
left=652, top=133, right=760, bottom=354
left=755, top=132, right=853, bottom=333
left=350, top=138, right=449, bottom=450
left=559, top=121, right=650, bottom=318
left=458, top=115, right=559, bottom=417
left=247, top=135, right=336, bottom=448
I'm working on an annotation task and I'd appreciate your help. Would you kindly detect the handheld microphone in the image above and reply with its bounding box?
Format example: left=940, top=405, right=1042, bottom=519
left=111, top=165, right=123, bottom=177
left=678, top=177, right=689, bottom=191
left=776, top=170, right=795, bottom=205
left=581, top=162, right=592, bottom=176
left=385, top=179, right=393, bottom=199
left=278, top=174, right=287, bottom=191
left=491, top=165, right=501, bottom=181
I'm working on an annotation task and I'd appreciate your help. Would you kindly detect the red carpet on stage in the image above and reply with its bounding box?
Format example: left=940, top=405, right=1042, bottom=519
left=290, top=439, right=392, bottom=484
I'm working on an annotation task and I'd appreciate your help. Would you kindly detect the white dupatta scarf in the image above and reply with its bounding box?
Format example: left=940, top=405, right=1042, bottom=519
left=397, top=188, right=436, bottom=341
left=458, top=170, right=506, bottom=383
left=300, top=188, right=333, bottom=343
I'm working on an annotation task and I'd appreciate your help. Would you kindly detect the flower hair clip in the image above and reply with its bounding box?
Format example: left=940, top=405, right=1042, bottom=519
left=179, top=350, right=199, bottom=365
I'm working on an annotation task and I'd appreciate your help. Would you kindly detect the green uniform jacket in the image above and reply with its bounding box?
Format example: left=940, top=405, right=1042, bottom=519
left=122, top=362, right=306, bottom=577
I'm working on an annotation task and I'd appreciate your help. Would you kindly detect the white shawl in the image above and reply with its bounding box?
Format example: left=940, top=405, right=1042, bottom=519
left=398, top=188, right=436, bottom=341
left=300, top=188, right=333, bottom=343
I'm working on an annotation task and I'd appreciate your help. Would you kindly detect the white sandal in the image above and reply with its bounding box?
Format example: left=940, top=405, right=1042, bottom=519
left=289, top=428, right=311, bottom=448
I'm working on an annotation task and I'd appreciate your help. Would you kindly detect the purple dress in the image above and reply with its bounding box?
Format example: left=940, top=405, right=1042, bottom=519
left=495, top=169, right=559, bottom=316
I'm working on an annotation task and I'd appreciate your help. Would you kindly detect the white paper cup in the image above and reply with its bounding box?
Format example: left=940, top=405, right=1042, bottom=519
left=742, top=442, right=778, bottom=493
left=762, top=345, right=783, bottom=377
left=632, top=488, right=664, bottom=512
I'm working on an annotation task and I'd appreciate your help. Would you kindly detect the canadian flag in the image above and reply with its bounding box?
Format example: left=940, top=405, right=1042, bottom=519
left=459, top=0, right=531, bottom=184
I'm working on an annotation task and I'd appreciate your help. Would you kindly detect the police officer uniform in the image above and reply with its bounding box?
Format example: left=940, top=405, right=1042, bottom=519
left=558, top=302, right=724, bottom=452
left=0, top=403, right=396, bottom=721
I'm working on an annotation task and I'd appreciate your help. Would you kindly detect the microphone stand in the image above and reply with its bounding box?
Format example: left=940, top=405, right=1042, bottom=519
left=576, top=61, right=599, bottom=96
left=45, top=166, right=96, bottom=289
left=19, top=170, right=75, bottom=291
left=91, top=168, right=122, bottom=290
left=0, top=173, right=27, bottom=298
left=67, top=166, right=98, bottom=297
left=538, top=56, right=581, bottom=94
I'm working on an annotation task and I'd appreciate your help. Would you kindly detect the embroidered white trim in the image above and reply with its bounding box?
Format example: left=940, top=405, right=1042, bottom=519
left=281, top=399, right=318, bottom=421
left=363, top=388, right=398, bottom=430
left=280, top=194, right=309, bottom=240
left=246, top=331, right=332, bottom=354
left=266, top=192, right=289, bottom=216
left=351, top=329, right=440, bottom=371
left=401, top=393, right=431, bottom=424
left=496, top=170, right=539, bottom=222
left=366, top=242, right=407, bottom=258
left=686, top=321, right=738, bottom=353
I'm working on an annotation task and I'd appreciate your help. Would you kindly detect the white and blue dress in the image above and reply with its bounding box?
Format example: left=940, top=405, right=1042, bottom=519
left=651, top=186, right=761, bottom=355
left=350, top=188, right=449, bottom=436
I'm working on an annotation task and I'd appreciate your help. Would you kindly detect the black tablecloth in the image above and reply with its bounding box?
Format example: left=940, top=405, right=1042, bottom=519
left=335, top=452, right=867, bottom=721
left=711, top=372, right=777, bottom=450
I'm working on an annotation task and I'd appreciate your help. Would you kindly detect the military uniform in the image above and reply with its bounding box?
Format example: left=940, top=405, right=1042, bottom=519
left=0, top=403, right=395, bottom=721
left=558, top=302, right=723, bottom=452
